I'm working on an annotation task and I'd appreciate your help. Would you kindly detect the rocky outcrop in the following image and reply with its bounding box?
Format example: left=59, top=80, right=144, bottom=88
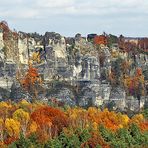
left=0, top=30, right=4, bottom=50
left=0, top=22, right=147, bottom=111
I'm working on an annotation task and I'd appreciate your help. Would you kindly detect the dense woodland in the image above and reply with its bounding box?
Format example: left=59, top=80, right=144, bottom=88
left=0, top=100, right=147, bottom=148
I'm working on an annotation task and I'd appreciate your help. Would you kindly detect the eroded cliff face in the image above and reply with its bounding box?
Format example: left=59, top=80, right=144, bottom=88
left=0, top=31, right=4, bottom=50
left=0, top=22, right=147, bottom=111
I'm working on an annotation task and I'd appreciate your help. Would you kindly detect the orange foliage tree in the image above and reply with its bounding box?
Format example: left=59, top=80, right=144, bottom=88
left=19, top=65, right=42, bottom=101
left=94, top=35, right=107, bottom=45
left=123, top=67, right=145, bottom=96
left=31, top=106, right=68, bottom=141
left=81, top=132, right=110, bottom=148
left=130, top=114, right=148, bottom=132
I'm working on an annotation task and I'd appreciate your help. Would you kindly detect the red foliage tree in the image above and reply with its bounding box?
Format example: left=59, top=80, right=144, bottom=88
left=20, top=65, right=42, bottom=100
left=21, top=66, right=39, bottom=89
left=94, top=35, right=107, bottom=45
left=31, top=106, right=68, bottom=139
left=81, top=132, right=110, bottom=148
left=138, top=38, right=148, bottom=52
left=0, top=21, right=18, bottom=40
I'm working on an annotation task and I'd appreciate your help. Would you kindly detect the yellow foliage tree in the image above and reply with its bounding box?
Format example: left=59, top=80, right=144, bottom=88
left=5, top=118, right=20, bottom=138
left=131, top=114, right=144, bottom=125
left=13, top=109, right=30, bottom=136
left=19, top=99, right=30, bottom=107
left=31, top=51, right=41, bottom=63
left=0, top=102, right=11, bottom=120
left=29, top=121, right=37, bottom=134
left=18, top=100, right=32, bottom=113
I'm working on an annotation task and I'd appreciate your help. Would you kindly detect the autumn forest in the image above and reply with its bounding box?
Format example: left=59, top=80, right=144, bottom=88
left=0, top=100, right=147, bottom=147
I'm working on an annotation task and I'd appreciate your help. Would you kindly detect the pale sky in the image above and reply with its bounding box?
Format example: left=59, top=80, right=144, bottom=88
left=0, top=0, right=148, bottom=37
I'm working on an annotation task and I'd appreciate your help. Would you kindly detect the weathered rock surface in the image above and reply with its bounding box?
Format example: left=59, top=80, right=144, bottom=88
left=0, top=23, right=147, bottom=111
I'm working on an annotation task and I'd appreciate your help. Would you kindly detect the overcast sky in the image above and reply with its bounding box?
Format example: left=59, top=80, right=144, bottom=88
left=0, top=0, right=148, bottom=37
